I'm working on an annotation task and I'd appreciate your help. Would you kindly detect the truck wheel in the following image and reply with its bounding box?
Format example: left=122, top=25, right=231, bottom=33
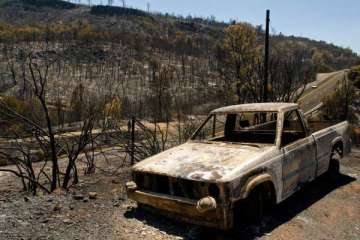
left=248, top=187, right=265, bottom=224
left=234, top=182, right=275, bottom=225
left=328, top=146, right=341, bottom=180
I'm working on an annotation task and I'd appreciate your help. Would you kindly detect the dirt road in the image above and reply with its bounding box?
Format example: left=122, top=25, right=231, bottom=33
left=298, top=70, right=347, bottom=112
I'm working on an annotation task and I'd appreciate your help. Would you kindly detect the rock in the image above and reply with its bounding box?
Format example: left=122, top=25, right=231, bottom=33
left=53, top=203, right=62, bottom=211
left=17, top=219, right=30, bottom=226
left=41, top=218, right=50, bottom=223
left=73, top=194, right=84, bottom=200
left=88, top=192, right=97, bottom=199
left=116, top=193, right=127, bottom=201
left=63, top=218, right=72, bottom=224
left=0, top=214, right=6, bottom=221
left=111, top=179, right=120, bottom=184
left=34, top=210, right=44, bottom=216
left=53, top=188, right=65, bottom=195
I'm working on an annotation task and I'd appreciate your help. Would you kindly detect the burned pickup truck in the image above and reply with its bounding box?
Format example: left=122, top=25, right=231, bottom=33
left=126, top=103, right=351, bottom=229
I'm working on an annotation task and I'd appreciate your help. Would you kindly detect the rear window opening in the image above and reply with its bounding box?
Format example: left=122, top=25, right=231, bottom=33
left=192, top=111, right=278, bottom=145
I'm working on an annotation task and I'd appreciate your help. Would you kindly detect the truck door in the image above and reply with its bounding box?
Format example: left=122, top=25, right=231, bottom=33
left=281, top=110, right=317, bottom=199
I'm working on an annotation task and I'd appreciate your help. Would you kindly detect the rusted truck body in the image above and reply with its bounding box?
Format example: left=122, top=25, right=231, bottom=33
left=126, top=103, right=351, bottom=229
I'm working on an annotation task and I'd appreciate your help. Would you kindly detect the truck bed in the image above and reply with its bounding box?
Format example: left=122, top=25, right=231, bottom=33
left=309, top=120, right=342, bottom=133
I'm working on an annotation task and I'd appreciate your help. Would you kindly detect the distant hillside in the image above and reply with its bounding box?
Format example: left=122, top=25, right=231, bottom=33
left=0, top=0, right=358, bottom=71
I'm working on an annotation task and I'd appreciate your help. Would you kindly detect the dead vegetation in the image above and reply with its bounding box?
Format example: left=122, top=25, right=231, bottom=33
left=0, top=1, right=359, bottom=238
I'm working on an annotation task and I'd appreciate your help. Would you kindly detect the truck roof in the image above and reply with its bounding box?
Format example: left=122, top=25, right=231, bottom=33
left=211, top=102, right=298, bottom=114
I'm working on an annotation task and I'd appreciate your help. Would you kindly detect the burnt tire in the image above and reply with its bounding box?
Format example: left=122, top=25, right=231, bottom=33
left=234, top=182, right=276, bottom=226
left=234, top=191, right=264, bottom=225
left=247, top=187, right=265, bottom=224
left=327, top=145, right=342, bottom=180
left=243, top=184, right=275, bottom=224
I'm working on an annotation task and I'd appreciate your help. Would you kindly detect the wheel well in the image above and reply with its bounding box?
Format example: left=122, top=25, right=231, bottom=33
left=244, top=180, right=277, bottom=205
left=252, top=181, right=276, bottom=205
left=233, top=181, right=276, bottom=223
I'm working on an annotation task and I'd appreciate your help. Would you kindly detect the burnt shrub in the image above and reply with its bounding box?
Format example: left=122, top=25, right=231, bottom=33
left=349, top=65, right=360, bottom=89
left=22, top=0, right=77, bottom=9
left=90, top=5, right=151, bottom=18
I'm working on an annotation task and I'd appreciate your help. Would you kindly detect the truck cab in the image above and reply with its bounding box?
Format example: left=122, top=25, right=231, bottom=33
left=126, top=103, right=351, bottom=229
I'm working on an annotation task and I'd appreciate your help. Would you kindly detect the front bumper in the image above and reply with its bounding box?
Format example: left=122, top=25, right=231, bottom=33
left=127, top=189, right=233, bottom=229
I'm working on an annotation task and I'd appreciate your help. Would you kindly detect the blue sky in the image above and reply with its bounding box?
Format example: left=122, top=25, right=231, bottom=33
left=89, top=0, right=360, bottom=54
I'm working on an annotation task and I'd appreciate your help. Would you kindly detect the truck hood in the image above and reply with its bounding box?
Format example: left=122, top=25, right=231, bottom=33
left=132, top=142, right=276, bottom=182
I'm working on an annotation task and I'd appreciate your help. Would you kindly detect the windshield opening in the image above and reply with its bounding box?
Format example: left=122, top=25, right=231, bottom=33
left=191, top=111, right=278, bottom=145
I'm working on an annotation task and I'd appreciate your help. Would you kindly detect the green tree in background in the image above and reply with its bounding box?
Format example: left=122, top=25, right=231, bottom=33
left=218, top=23, right=259, bottom=103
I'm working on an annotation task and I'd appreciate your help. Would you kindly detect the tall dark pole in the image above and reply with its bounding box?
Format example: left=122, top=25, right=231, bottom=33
left=130, top=117, right=135, bottom=165
left=264, top=10, right=270, bottom=102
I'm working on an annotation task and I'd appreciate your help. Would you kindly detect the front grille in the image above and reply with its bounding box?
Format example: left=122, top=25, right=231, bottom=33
left=134, top=172, right=219, bottom=200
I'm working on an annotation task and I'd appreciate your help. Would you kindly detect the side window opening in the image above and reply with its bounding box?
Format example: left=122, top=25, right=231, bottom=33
left=192, top=115, right=226, bottom=141
left=281, top=110, right=306, bottom=147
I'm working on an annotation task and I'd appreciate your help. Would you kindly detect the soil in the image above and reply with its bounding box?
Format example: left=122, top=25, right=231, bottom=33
left=0, top=148, right=359, bottom=240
